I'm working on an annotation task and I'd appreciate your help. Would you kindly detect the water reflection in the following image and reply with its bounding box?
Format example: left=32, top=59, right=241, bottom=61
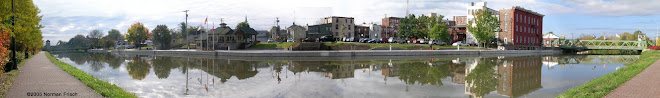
left=50, top=52, right=635, bottom=97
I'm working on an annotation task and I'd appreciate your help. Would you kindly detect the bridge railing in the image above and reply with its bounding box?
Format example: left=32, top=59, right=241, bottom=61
left=556, top=39, right=651, bottom=50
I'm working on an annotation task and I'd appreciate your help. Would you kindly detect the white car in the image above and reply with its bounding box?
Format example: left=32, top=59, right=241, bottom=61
left=429, top=40, right=446, bottom=45
left=267, top=38, right=274, bottom=43
left=452, top=42, right=469, bottom=46
left=286, top=39, right=295, bottom=42
left=418, top=39, right=428, bottom=44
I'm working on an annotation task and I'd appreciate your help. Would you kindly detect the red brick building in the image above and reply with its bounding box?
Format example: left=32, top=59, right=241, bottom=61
left=382, top=17, right=402, bottom=38
left=499, top=6, right=544, bottom=50
left=450, top=16, right=468, bottom=43
left=355, top=25, right=370, bottom=39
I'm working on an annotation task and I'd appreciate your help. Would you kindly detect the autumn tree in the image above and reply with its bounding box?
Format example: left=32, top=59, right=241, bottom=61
left=0, top=0, right=44, bottom=53
left=0, top=26, right=10, bottom=68
left=126, top=22, right=149, bottom=49
left=467, top=10, right=500, bottom=48
left=151, top=25, right=171, bottom=50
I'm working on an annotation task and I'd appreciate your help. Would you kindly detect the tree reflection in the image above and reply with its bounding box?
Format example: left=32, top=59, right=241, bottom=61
left=126, top=56, right=151, bottom=80
left=465, top=58, right=499, bottom=97
left=153, top=56, right=176, bottom=79
left=397, top=61, right=450, bottom=86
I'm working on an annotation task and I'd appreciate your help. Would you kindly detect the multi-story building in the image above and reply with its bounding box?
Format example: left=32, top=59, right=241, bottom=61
left=355, top=23, right=370, bottom=39
left=367, top=23, right=382, bottom=39
left=499, top=6, right=544, bottom=50
left=497, top=56, right=542, bottom=97
left=466, top=2, right=499, bottom=45
left=305, top=23, right=332, bottom=39
left=382, top=17, right=402, bottom=38
left=449, top=16, right=468, bottom=43
left=323, top=16, right=355, bottom=40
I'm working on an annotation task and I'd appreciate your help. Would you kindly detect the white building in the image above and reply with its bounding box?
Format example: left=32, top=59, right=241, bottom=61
left=287, top=22, right=307, bottom=40
left=466, top=2, right=499, bottom=45
left=360, top=23, right=382, bottom=39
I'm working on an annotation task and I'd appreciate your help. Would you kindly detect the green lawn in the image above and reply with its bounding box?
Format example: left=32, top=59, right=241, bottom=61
left=325, top=42, right=481, bottom=50
left=45, top=52, right=137, bottom=98
left=248, top=42, right=300, bottom=49
left=558, top=50, right=660, bottom=97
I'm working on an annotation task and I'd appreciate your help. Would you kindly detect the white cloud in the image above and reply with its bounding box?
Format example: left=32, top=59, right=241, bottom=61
left=35, top=0, right=638, bottom=45
left=558, top=0, right=660, bottom=16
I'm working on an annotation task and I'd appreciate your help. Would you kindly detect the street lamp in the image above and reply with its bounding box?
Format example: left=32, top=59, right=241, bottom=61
left=183, top=10, right=189, bottom=50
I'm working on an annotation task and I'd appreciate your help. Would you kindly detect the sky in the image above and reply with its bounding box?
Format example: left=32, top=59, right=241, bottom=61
left=34, top=0, right=660, bottom=45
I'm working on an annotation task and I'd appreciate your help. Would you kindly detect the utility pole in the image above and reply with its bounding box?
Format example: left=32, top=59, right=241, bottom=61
left=6, top=0, right=17, bottom=71
left=183, top=10, right=189, bottom=50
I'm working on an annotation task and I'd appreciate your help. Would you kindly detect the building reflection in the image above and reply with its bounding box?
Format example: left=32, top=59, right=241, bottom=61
left=496, top=56, right=542, bottom=97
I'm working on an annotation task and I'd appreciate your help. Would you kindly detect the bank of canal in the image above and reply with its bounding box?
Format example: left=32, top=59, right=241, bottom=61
left=559, top=50, right=660, bottom=97
left=50, top=52, right=637, bottom=97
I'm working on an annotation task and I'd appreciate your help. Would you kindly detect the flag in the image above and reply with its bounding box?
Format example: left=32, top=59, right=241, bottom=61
left=212, top=22, right=215, bottom=32
left=204, top=17, right=208, bottom=25
left=197, top=24, right=202, bottom=31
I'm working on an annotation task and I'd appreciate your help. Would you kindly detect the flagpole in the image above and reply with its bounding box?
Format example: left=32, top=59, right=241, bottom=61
left=212, top=21, right=215, bottom=51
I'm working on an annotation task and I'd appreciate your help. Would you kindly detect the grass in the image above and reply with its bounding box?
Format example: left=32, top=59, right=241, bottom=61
left=325, top=42, right=481, bottom=50
left=45, top=52, right=137, bottom=98
left=249, top=42, right=300, bottom=49
left=0, top=53, right=34, bottom=98
left=558, top=50, right=660, bottom=97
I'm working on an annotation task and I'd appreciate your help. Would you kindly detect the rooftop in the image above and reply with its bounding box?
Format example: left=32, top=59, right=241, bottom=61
left=512, top=6, right=545, bottom=17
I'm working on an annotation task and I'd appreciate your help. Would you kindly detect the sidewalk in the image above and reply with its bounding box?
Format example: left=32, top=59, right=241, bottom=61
left=6, top=52, right=102, bottom=97
left=606, top=58, right=660, bottom=97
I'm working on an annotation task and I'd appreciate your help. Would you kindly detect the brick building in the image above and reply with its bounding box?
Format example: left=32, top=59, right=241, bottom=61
left=382, top=17, right=402, bottom=38
left=450, top=16, right=468, bottom=43
left=498, top=6, right=544, bottom=50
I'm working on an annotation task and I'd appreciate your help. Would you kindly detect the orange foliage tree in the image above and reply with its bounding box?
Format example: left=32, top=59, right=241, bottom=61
left=0, top=26, right=10, bottom=68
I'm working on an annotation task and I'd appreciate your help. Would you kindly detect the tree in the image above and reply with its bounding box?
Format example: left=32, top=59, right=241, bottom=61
left=0, top=26, right=10, bottom=67
left=67, top=34, right=89, bottom=49
left=106, top=29, right=124, bottom=41
left=467, top=10, right=500, bottom=48
left=126, top=22, right=149, bottom=49
left=151, top=25, right=171, bottom=50
left=1, top=0, right=44, bottom=53
left=87, top=29, right=104, bottom=48
left=398, top=14, right=418, bottom=39
left=236, top=22, right=250, bottom=29
left=465, top=58, right=499, bottom=97
left=429, top=24, right=449, bottom=43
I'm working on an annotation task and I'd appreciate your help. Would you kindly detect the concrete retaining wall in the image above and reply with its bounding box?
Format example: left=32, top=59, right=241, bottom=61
left=106, top=49, right=562, bottom=57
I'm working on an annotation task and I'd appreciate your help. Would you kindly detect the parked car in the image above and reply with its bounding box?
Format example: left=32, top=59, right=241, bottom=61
left=286, top=39, right=295, bottom=42
left=267, top=38, right=274, bottom=43
left=303, top=38, right=317, bottom=42
left=367, top=39, right=379, bottom=43
left=388, top=37, right=402, bottom=43
left=359, top=38, right=370, bottom=43
left=452, top=42, right=469, bottom=46
left=319, top=35, right=335, bottom=42
left=380, top=38, right=389, bottom=43
left=418, top=39, right=428, bottom=44
left=429, top=40, right=446, bottom=45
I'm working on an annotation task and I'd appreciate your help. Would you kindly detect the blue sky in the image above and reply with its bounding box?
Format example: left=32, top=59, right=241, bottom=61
left=34, top=0, right=660, bottom=45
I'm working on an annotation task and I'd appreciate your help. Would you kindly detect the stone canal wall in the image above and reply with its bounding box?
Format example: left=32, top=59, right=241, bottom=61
left=98, top=49, right=562, bottom=57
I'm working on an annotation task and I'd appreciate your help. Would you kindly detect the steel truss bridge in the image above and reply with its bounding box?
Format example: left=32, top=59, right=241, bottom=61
left=555, top=39, right=653, bottom=50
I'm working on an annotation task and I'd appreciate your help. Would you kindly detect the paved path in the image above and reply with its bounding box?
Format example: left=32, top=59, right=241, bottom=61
left=6, top=52, right=102, bottom=98
left=605, top=58, right=660, bottom=97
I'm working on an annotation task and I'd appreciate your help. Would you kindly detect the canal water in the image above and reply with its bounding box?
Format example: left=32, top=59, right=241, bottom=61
left=50, top=52, right=638, bottom=98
